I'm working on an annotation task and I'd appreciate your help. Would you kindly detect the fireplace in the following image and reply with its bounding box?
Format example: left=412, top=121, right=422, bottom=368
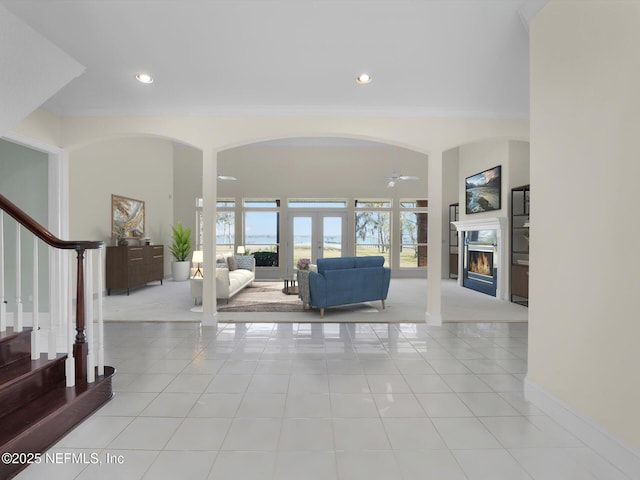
left=451, top=217, right=507, bottom=300
left=462, top=230, right=498, bottom=296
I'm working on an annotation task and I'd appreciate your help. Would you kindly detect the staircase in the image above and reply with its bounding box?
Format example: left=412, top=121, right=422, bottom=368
left=0, top=328, right=114, bottom=479
left=0, top=193, right=114, bottom=479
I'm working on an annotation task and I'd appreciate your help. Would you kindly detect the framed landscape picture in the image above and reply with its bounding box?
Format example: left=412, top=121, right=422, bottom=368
left=111, top=194, right=145, bottom=238
left=465, top=165, right=501, bottom=214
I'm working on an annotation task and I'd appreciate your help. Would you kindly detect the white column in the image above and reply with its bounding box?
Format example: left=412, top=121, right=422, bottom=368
left=97, top=248, right=104, bottom=376
left=0, top=214, right=5, bottom=332
left=15, top=224, right=23, bottom=331
left=31, top=237, right=40, bottom=359
left=65, top=252, right=75, bottom=387
left=426, top=149, right=443, bottom=326
left=202, top=147, right=218, bottom=326
left=85, top=250, right=95, bottom=383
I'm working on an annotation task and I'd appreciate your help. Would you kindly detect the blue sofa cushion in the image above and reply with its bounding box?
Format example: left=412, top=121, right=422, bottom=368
left=317, top=257, right=356, bottom=274
left=354, top=256, right=385, bottom=268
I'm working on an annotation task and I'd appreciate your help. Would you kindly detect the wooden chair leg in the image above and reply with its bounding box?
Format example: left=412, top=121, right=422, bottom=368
left=320, top=308, right=324, bottom=318
left=381, top=299, right=385, bottom=309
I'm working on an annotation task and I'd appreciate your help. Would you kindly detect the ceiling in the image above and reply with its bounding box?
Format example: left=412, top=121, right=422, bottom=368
left=2, top=0, right=535, bottom=118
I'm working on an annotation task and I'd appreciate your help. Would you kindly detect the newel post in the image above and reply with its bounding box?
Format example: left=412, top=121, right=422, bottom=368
left=73, top=248, right=87, bottom=382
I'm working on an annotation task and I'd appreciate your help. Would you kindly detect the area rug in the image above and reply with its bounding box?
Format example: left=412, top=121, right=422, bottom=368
left=216, top=281, right=378, bottom=315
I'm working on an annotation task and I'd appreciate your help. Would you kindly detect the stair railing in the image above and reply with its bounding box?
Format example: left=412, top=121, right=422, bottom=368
left=0, top=193, right=104, bottom=385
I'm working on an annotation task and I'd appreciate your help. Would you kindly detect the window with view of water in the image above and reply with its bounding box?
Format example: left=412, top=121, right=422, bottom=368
left=400, top=200, right=428, bottom=268
left=244, top=209, right=280, bottom=266
left=355, top=202, right=391, bottom=265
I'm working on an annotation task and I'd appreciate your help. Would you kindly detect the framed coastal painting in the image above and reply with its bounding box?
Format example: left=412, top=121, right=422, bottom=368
left=111, top=194, right=145, bottom=238
left=465, top=165, right=502, bottom=214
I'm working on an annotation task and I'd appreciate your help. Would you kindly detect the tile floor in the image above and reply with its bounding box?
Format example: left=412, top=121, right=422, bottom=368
left=15, top=321, right=629, bottom=480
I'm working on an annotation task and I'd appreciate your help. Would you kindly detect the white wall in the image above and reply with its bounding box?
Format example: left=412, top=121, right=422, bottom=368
left=173, top=142, right=202, bottom=249
left=0, top=5, right=83, bottom=137
left=442, top=147, right=460, bottom=278
left=69, top=137, right=175, bottom=278
left=217, top=142, right=428, bottom=199
left=529, top=1, right=640, bottom=451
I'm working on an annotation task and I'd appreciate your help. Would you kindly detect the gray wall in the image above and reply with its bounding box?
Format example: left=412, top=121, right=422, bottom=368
left=0, top=138, right=49, bottom=312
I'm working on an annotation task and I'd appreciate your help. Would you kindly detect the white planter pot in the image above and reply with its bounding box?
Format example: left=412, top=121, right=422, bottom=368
left=171, top=260, right=191, bottom=282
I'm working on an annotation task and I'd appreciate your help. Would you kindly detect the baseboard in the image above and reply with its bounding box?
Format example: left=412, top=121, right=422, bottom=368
left=524, top=377, right=640, bottom=479
left=425, top=311, right=442, bottom=326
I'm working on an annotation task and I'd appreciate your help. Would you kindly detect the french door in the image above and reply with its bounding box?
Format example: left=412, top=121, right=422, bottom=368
left=289, top=212, right=347, bottom=273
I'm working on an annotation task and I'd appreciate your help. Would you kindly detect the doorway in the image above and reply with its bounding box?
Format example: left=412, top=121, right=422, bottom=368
left=288, top=212, right=347, bottom=274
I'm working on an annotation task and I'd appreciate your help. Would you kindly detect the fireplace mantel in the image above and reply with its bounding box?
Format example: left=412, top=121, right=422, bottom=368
left=451, top=217, right=508, bottom=300
left=451, top=216, right=507, bottom=233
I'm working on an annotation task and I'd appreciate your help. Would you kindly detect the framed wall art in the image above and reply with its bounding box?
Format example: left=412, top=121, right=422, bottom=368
left=111, top=194, right=145, bottom=240
left=465, top=165, right=502, bottom=214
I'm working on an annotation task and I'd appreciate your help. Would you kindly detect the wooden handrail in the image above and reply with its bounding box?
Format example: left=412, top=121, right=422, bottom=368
left=1, top=193, right=104, bottom=384
left=0, top=194, right=103, bottom=251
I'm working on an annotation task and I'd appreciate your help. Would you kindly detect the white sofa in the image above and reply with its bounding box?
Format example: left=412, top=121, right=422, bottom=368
left=190, top=255, right=255, bottom=305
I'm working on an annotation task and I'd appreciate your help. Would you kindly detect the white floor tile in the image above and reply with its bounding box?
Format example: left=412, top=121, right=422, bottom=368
left=394, top=450, right=468, bottom=480
left=139, top=392, right=201, bottom=417
left=336, top=451, right=402, bottom=480
left=221, top=418, right=281, bottom=451
left=457, top=392, right=521, bottom=416
left=74, top=450, right=159, bottom=480
left=284, top=393, right=332, bottom=418
left=188, top=393, right=242, bottom=417
left=372, top=393, right=426, bottom=417
left=142, top=450, right=216, bottom=480
left=109, top=417, right=183, bottom=450
left=208, top=451, right=276, bottom=480
left=403, top=374, right=453, bottom=393
left=382, top=418, right=447, bottom=450
left=56, top=416, right=134, bottom=449
left=416, top=393, right=474, bottom=417
left=236, top=392, right=286, bottom=417
left=164, top=418, right=232, bottom=450
left=366, top=374, right=412, bottom=393
left=328, top=374, right=370, bottom=393
left=274, top=451, right=338, bottom=480
left=431, top=417, right=502, bottom=449
left=333, top=418, right=391, bottom=450
left=330, top=393, right=379, bottom=417
left=453, top=448, right=533, bottom=480
left=278, top=418, right=334, bottom=451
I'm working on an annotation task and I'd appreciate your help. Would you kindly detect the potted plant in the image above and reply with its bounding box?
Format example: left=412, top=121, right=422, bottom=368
left=169, top=222, right=192, bottom=281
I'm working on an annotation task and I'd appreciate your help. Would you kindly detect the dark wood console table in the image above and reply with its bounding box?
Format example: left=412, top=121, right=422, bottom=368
left=106, top=245, right=164, bottom=295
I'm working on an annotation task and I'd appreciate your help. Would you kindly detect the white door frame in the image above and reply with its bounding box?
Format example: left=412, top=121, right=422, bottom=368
left=287, top=211, right=347, bottom=275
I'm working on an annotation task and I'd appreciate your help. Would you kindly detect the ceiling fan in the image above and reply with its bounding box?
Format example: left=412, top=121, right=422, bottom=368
left=386, top=173, right=420, bottom=188
left=217, top=175, right=237, bottom=182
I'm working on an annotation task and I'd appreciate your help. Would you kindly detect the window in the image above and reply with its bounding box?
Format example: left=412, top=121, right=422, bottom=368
left=354, top=200, right=391, bottom=265
left=216, top=199, right=235, bottom=256
left=400, top=200, right=428, bottom=268
left=195, top=198, right=236, bottom=254
left=288, top=199, right=347, bottom=208
left=244, top=199, right=280, bottom=266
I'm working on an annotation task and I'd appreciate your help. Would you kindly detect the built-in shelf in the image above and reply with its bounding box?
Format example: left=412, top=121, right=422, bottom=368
left=448, top=203, right=459, bottom=279
left=510, top=185, right=529, bottom=306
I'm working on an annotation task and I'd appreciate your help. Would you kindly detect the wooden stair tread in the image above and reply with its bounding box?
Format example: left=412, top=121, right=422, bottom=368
left=0, top=354, right=67, bottom=388
left=0, top=367, right=115, bottom=448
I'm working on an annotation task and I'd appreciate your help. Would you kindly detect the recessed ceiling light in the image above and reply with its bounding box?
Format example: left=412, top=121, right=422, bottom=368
left=356, top=73, right=372, bottom=85
left=135, top=73, right=154, bottom=84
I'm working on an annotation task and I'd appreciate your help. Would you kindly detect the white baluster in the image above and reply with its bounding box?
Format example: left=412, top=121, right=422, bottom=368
left=97, top=248, right=105, bottom=376
left=31, top=237, right=39, bottom=359
left=65, top=251, right=75, bottom=387
left=86, top=250, right=95, bottom=383
left=48, top=247, right=59, bottom=360
left=0, top=214, right=6, bottom=332
left=15, top=225, right=22, bottom=332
